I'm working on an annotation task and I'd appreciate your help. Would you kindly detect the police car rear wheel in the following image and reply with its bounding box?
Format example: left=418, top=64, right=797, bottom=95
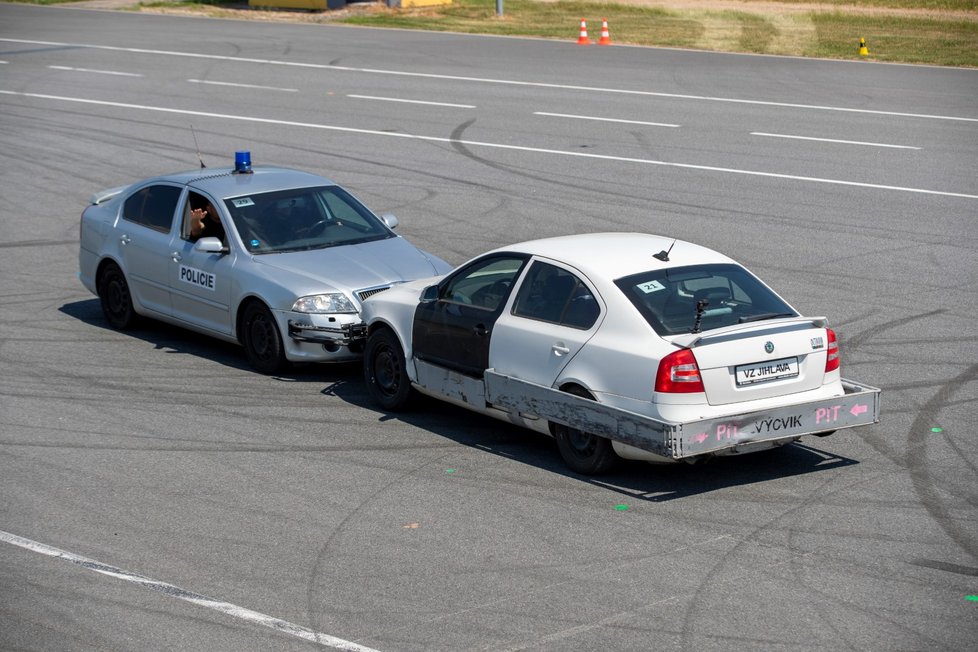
left=242, top=302, right=287, bottom=374
left=364, top=328, right=412, bottom=411
left=553, top=386, right=618, bottom=475
left=98, top=263, right=137, bottom=330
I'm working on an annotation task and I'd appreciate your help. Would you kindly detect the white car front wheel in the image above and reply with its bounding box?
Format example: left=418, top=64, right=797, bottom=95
left=364, top=327, right=413, bottom=411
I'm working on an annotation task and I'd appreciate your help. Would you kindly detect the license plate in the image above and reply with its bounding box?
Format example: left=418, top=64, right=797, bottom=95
left=736, top=357, right=799, bottom=386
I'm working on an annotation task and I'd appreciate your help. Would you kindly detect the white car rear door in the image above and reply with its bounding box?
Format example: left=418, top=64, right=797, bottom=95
left=489, top=260, right=603, bottom=386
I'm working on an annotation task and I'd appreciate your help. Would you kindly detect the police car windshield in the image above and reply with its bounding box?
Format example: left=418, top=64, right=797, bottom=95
left=223, top=185, right=393, bottom=254
left=614, top=263, right=797, bottom=336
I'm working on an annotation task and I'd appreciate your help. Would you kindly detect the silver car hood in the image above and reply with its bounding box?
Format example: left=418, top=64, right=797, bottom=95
left=251, top=236, right=445, bottom=294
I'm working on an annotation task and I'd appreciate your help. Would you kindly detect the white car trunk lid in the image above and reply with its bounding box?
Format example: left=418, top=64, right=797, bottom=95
left=683, top=320, right=830, bottom=406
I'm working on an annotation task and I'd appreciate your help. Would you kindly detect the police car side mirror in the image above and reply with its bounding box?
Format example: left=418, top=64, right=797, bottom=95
left=420, top=285, right=439, bottom=303
left=380, top=213, right=399, bottom=230
left=194, top=237, right=225, bottom=255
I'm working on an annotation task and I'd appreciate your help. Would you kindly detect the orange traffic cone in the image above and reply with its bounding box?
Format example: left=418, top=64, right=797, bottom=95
left=598, top=19, right=612, bottom=45
left=577, top=19, right=591, bottom=46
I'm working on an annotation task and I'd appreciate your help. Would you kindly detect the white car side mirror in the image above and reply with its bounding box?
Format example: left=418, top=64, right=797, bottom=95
left=420, top=285, right=439, bottom=303
left=380, top=213, right=399, bottom=230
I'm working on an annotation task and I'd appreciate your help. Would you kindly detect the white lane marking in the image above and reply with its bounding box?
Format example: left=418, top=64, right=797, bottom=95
left=0, top=529, right=383, bottom=652
left=499, top=596, right=682, bottom=651
left=2, top=38, right=975, bottom=123
left=2, top=90, right=976, bottom=200
left=188, top=79, right=298, bottom=92
left=348, top=94, right=475, bottom=108
left=535, top=111, right=679, bottom=128
left=751, top=132, right=921, bottom=150
left=48, top=65, right=142, bottom=77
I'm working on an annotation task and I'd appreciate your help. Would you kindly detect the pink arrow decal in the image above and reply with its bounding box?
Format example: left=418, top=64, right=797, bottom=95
left=850, top=404, right=868, bottom=417
left=692, top=433, right=708, bottom=444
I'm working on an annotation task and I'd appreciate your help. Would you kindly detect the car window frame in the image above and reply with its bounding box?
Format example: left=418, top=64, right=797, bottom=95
left=181, top=189, right=229, bottom=245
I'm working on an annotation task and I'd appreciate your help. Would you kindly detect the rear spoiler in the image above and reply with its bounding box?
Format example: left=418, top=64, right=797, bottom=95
left=89, top=185, right=129, bottom=206
left=671, top=316, right=828, bottom=349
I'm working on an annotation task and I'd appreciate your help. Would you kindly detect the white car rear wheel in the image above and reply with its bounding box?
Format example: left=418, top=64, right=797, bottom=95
left=553, top=386, right=619, bottom=475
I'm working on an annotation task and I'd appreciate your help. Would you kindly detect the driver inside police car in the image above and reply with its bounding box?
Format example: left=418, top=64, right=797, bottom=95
left=188, top=194, right=225, bottom=244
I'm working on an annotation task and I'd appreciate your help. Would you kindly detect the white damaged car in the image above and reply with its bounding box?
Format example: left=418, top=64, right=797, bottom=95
left=79, top=153, right=451, bottom=373
left=356, top=233, right=880, bottom=474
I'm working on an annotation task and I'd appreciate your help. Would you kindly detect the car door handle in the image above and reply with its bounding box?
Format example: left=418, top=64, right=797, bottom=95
left=120, top=235, right=131, bottom=245
left=171, top=251, right=182, bottom=263
left=473, top=324, right=488, bottom=337
left=552, top=344, right=571, bottom=356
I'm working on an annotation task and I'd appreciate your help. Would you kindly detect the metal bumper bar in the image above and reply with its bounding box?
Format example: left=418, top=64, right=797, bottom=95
left=484, top=370, right=880, bottom=460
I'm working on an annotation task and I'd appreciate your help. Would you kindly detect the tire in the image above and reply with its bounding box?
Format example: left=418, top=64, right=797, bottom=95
left=241, top=302, right=287, bottom=374
left=364, top=328, right=413, bottom=411
left=553, top=386, right=619, bottom=475
left=97, top=263, right=138, bottom=330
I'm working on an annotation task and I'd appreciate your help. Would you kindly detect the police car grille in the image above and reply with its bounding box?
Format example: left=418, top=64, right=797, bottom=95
left=357, top=286, right=391, bottom=301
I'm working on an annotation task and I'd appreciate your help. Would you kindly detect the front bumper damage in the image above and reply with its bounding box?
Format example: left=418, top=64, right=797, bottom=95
left=287, top=319, right=367, bottom=347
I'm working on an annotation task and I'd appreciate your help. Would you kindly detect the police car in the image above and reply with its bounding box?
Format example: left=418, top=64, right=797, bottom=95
left=78, top=153, right=451, bottom=373
left=356, top=233, right=880, bottom=474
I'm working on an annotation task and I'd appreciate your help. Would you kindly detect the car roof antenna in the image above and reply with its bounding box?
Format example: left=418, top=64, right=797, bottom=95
left=191, top=125, right=206, bottom=168
left=653, top=239, right=676, bottom=262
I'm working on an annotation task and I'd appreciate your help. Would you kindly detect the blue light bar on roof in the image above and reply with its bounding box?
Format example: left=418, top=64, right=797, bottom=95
left=234, top=151, right=252, bottom=174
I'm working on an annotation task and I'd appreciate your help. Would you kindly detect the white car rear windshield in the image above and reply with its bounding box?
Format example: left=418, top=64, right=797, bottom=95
left=615, top=264, right=797, bottom=336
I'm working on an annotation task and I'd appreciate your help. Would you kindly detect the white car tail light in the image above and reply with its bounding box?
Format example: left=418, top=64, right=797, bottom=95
left=655, top=349, right=704, bottom=393
left=825, top=328, right=840, bottom=373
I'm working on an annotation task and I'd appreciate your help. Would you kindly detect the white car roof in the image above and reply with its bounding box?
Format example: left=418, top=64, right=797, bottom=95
left=490, top=232, right=737, bottom=281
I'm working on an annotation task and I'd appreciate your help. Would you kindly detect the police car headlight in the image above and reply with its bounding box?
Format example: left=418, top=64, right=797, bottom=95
left=292, top=293, right=357, bottom=314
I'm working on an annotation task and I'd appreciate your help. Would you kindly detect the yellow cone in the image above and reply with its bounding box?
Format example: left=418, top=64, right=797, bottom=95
left=859, top=37, right=869, bottom=56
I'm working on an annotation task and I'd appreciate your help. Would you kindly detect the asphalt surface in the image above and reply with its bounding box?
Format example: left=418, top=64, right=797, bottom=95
left=1, top=4, right=976, bottom=651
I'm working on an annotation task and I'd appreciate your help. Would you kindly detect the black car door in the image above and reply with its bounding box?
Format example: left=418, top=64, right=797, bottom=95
left=412, top=254, right=528, bottom=377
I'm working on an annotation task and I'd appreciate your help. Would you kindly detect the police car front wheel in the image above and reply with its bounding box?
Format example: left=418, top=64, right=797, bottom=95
left=241, top=302, right=287, bottom=374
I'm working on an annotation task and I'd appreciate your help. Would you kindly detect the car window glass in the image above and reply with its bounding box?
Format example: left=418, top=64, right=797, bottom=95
left=615, top=263, right=796, bottom=335
left=182, top=191, right=227, bottom=243
left=224, top=185, right=392, bottom=253
left=562, top=283, right=601, bottom=329
left=441, top=256, right=527, bottom=311
left=122, top=185, right=181, bottom=233
left=513, top=261, right=600, bottom=329
left=318, top=187, right=376, bottom=231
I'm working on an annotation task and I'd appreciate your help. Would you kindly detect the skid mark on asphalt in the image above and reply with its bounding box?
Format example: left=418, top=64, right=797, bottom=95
left=906, top=363, right=978, bottom=559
